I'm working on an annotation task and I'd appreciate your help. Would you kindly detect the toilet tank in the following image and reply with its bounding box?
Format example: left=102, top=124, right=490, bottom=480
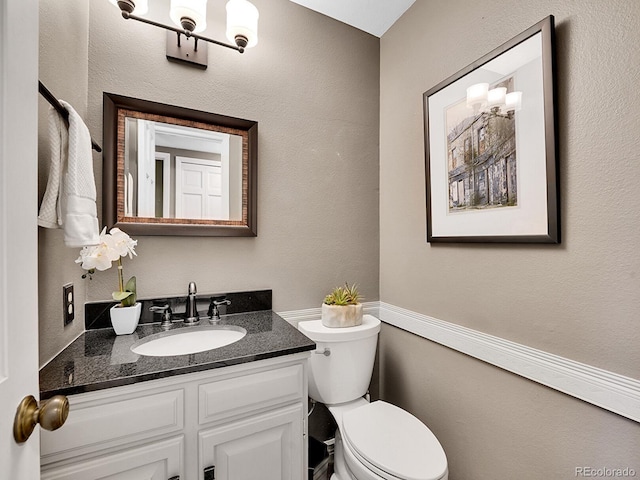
left=298, top=315, right=381, bottom=405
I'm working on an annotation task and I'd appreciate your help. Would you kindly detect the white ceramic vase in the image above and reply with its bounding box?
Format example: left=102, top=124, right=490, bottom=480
left=110, top=302, right=142, bottom=335
left=321, top=303, right=363, bottom=328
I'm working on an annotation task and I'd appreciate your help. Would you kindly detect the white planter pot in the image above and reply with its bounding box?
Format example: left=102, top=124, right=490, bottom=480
left=109, top=302, right=142, bottom=335
left=321, top=303, right=363, bottom=328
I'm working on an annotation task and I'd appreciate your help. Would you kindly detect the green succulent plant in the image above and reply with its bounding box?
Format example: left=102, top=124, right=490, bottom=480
left=323, top=282, right=362, bottom=306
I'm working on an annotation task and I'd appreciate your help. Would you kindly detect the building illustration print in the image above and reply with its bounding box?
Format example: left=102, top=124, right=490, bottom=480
left=445, top=76, right=518, bottom=212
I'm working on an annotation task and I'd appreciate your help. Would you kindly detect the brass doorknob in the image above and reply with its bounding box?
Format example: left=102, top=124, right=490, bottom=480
left=13, top=395, right=69, bottom=443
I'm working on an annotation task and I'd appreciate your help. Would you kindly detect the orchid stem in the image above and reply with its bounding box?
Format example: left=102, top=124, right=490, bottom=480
left=117, top=257, right=124, bottom=293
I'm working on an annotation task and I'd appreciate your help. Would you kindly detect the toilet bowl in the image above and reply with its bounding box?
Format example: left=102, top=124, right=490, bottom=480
left=299, top=315, right=448, bottom=480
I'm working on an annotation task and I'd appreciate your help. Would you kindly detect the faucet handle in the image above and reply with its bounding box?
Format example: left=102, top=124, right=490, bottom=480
left=213, top=297, right=231, bottom=307
left=149, top=304, right=171, bottom=312
left=149, top=304, right=172, bottom=327
left=208, top=296, right=231, bottom=320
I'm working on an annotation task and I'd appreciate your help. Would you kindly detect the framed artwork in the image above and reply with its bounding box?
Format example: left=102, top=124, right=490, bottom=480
left=423, top=16, right=559, bottom=243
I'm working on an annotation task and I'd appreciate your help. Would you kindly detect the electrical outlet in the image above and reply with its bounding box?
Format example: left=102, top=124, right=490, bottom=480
left=63, top=283, right=74, bottom=326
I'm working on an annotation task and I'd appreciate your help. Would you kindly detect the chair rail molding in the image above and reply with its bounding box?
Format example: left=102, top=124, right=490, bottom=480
left=278, top=301, right=640, bottom=423
left=277, top=302, right=379, bottom=324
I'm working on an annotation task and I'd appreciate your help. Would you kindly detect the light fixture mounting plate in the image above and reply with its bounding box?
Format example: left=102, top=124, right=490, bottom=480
left=166, top=31, right=208, bottom=69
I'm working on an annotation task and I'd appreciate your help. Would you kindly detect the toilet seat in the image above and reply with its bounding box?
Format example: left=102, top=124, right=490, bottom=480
left=341, top=401, right=447, bottom=480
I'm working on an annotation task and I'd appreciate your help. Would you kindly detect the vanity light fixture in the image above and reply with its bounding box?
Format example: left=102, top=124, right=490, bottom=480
left=466, top=82, right=522, bottom=118
left=109, top=0, right=259, bottom=69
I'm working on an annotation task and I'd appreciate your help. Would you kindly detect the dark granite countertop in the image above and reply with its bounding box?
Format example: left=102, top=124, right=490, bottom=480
left=40, top=310, right=316, bottom=399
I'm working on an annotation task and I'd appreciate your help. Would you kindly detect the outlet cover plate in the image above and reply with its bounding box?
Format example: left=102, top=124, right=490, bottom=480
left=63, top=283, right=74, bottom=326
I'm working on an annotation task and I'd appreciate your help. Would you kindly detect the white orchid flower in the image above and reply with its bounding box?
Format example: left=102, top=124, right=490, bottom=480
left=109, top=227, right=138, bottom=259
left=75, top=227, right=139, bottom=308
left=75, top=243, right=113, bottom=271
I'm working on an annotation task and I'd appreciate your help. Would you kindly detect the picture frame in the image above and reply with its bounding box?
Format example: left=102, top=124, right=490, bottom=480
left=423, top=16, right=559, bottom=243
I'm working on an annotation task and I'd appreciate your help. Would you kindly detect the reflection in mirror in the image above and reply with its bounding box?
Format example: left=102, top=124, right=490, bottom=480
left=124, top=119, right=243, bottom=221
left=103, top=93, right=257, bottom=236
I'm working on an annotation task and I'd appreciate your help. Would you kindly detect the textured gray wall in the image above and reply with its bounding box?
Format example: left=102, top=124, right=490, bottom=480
left=38, top=0, right=380, bottom=364
left=379, top=1, right=640, bottom=478
left=38, top=0, right=91, bottom=365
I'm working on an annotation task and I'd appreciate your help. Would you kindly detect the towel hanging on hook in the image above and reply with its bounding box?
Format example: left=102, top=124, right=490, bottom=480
left=38, top=80, right=102, bottom=152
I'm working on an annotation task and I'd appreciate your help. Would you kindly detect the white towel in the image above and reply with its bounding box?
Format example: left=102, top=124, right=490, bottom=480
left=38, top=101, right=100, bottom=247
left=37, top=106, right=66, bottom=229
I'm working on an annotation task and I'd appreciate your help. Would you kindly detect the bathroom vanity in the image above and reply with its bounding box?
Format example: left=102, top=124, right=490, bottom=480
left=39, top=308, right=316, bottom=480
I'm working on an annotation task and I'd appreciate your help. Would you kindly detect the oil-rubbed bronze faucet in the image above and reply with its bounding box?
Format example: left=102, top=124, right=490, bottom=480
left=184, top=282, right=200, bottom=325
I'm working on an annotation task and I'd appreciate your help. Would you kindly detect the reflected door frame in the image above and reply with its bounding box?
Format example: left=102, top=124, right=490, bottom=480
left=155, top=152, right=171, bottom=218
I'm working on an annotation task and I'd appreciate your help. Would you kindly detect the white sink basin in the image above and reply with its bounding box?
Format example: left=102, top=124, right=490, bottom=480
left=131, top=325, right=247, bottom=357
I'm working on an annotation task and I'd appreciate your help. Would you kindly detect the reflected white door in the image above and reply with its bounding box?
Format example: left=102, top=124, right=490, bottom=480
left=175, top=156, right=229, bottom=220
left=0, top=0, right=41, bottom=477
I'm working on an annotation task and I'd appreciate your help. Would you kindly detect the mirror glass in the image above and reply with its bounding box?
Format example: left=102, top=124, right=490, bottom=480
left=103, top=93, right=257, bottom=236
left=123, top=118, right=244, bottom=221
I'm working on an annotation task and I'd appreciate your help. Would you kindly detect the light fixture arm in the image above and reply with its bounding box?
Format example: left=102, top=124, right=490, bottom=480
left=121, top=11, right=244, bottom=53
left=487, top=106, right=514, bottom=120
left=176, top=32, right=200, bottom=52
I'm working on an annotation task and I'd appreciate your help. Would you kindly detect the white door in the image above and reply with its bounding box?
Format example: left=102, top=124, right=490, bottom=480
left=0, top=0, right=41, bottom=478
left=175, top=156, right=228, bottom=220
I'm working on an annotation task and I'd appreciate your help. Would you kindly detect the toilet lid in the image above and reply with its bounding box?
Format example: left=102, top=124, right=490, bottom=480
left=342, top=401, right=447, bottom=480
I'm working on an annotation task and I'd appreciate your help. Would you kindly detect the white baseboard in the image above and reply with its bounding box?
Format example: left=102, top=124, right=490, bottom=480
left=279, top=301, right=640, bottom=423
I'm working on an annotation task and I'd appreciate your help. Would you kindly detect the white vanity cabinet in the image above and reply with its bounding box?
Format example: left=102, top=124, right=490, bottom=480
left=40, top=353, right=309, bottom=480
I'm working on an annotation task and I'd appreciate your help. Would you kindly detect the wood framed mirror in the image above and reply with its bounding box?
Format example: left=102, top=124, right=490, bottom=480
left=103, top=93, right=257, bottom=236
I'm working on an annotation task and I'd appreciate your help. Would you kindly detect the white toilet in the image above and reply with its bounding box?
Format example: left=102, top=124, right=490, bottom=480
left=299, top=315, right=448, bottom=480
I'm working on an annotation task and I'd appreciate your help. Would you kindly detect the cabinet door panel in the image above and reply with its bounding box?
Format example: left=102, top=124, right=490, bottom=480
left=42, top=389, right=184, bottom=463
left=199, top=404, right=303, bottom=480
left=41, top=436, right=183, bottom=480
left=199, top=364, right=304, bottom=425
